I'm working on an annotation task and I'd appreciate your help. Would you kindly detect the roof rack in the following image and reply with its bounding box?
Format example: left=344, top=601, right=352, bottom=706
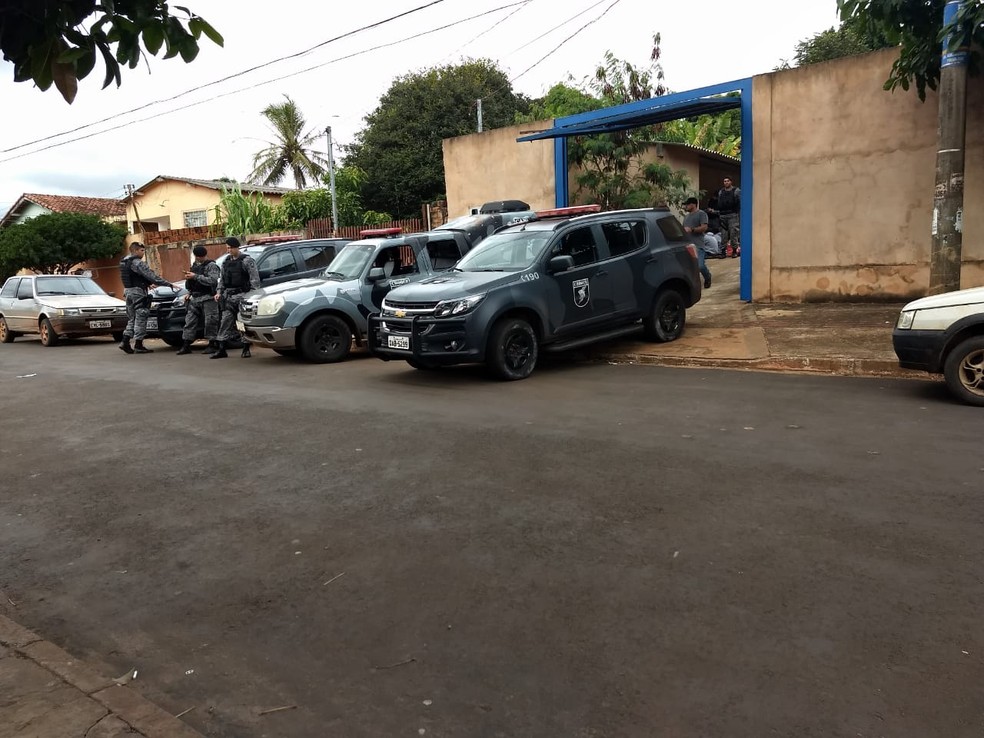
left=534, top=204, right=602, bottom=219
left=359, top=227, right=403, bottom=238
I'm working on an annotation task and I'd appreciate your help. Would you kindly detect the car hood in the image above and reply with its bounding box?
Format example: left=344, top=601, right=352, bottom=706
left=904, top=286, right=984, bottom=311
left=249, top=277, right=331, bottom=299
left=39, top=294, right=125, bottom=308
left=387, top=271, right=519, bottom=302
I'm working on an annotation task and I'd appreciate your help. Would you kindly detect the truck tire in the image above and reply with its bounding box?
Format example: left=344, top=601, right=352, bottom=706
left=643, top=288, right=686, bottom=342
left=39, top=317, right=60, bottom=346
left=299, top=314, right=352, bottom=363
left=487, top=317, right=538, bottom=380
left=943, top=336, right=984, bottom=407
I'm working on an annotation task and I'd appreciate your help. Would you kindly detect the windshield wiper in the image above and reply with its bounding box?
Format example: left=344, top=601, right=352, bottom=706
left=473, top=268, right=506, bottom=272
left=38, top=291, right=69, bottom=295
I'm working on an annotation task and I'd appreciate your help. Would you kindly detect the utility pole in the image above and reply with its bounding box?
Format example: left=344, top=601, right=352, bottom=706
left=125, top=183, right=144, bottom=236
left=476, top=98, right=483, bottom=133
left=325, top=126, right=339, bottom=236
left=929, top=0, right=969, bottom=294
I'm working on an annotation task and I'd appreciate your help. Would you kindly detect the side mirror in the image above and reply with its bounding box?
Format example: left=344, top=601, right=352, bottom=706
left=367, top=267, right=386, bottom=282
left=548, top=255, right=575, bottom=274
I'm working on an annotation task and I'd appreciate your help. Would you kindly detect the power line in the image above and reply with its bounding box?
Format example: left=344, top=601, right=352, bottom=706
left=0, top=2, right=529, bottom=165
left=504, top=0, right=611, bottom=58
left=510, top=0, right=624, bottom=84
left=1, top=0, right=448, bottom=156
left=439, top=0, right=536, bottom=64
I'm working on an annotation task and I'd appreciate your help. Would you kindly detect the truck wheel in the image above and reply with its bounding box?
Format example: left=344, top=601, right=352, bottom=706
left=0, top=317, right=16, bottom=343
left=943, top=336, right=984, bottom=407
left=487, top=318, right=538, bottom=380
left=299, top=314, right=352, bottom=363
left=39, top=318, right=60, bottom=346
left=643, top=288, right=686, bottom=342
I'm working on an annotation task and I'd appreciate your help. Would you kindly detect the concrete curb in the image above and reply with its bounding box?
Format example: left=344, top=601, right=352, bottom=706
left=0, top=614, right=204, bottom=738
left=592, top=351, right=930, bottom=379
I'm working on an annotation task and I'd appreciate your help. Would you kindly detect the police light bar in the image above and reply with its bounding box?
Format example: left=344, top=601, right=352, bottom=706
left=534, top=204, right=602, bottom=218
left=360, top=227, right=403, bottom=237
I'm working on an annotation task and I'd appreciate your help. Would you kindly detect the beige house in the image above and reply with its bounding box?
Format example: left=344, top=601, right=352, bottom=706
left=443, top=49, right=983, bottom=302
left=125, top=175, right=292, bottom=243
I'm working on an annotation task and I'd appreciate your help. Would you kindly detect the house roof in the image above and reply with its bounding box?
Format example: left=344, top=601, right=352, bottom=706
left=1, top=193, right=127, bottom=228
left=131, top=175, right=296, bottom=197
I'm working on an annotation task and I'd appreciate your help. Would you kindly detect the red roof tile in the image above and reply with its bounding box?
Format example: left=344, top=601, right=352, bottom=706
left=24, top=193, right=127, bottom=217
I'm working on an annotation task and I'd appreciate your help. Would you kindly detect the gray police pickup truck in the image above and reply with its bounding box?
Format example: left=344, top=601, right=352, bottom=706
left=237, top=211, right=534, bottom=362
left=368, top=205, right=702, bottom=380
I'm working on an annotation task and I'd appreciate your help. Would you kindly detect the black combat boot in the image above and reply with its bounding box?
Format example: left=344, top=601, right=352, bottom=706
left=119, top=336, right=134, bottom=354
left=241, top=344, right=251, bottom=358
left=201, top=340, right=217, bottom=356
left=209, top=341, right=228, bottom=359
left=134, top=340, right=153, bottom=354
left=176, top=341, right=193, bottom=355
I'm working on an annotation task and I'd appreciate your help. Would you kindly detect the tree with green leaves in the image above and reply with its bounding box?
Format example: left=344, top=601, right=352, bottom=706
left=345, top=59, right=531, bottom=218
left=0, top=212, right=126, bottom=273
left=248, top=96, right=329, bottom=190
left=516, top=83, right=603, bottom=123
left=568, top=35, right=693, bottom=209
left=837, top=0, right=983, bottom=99
left=777, top=14, right=892, bottom=70
left=0, top=0, right=222, bottom=103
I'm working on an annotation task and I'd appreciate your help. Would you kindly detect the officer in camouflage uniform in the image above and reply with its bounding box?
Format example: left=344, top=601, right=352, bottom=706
left=211, top=237, right=260, bottom=359
left=176, top=244, right=220, bottom=355
left=119, top=242, right=170, bottom=354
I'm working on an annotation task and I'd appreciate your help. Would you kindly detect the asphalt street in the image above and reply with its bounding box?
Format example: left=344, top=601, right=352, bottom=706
left=1, top=336, right=982, bottom=737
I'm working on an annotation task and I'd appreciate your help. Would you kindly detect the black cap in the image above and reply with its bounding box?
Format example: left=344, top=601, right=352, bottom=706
left=192, top=245, right=208, bottom=257
left=225, top=237, right=241, bottom=248
left=684, top=197, right=699, bottom=206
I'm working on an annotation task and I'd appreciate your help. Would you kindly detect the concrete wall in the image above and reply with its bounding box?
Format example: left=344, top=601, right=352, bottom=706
left=752, top=48, right=984, bottom=301
left=443, top=121, right=557, bottom=217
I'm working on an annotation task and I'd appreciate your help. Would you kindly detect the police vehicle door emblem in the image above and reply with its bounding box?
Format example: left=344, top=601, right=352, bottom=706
left=573, top=278, right=590, bottom=308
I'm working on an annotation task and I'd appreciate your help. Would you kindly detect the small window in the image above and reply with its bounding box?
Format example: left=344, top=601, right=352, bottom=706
left=257, top=249, right=298, bottom=279
left=16, top=279, right=33, bottom=299
left=373, top=245, right=418, bottom=278
left=602, top=221, right=647, bottom=257
left=0, top=278, right=19, bottom=298
left=553, top=226, right=600, bottom=267
left=183, top=210, right=208, bottom=228
left=656, top=215, right=689, bottom=243
left=300, top=244, right=335, bottom=270
left=425, top=238, right=462, bottom=271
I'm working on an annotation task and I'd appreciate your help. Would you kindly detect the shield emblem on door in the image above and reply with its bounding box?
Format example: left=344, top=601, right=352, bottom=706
left=573, top=278, right=590, bottom=308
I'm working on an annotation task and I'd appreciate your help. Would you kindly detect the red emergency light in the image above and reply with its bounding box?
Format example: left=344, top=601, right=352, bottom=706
left=360, top=227, right=403, bottom=238
left=534, top=204, right=602, bottom=219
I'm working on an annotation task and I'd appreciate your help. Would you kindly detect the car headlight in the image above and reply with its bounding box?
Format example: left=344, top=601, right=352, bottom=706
left=434, top=294, right=485, bottom=318
left=55, top=308, right=81, bottom=316
left=171, top=295, right=186, bottom=307
left=897, top=310, right=916, bottom=330
left=256, top=295, right=285, bottom=316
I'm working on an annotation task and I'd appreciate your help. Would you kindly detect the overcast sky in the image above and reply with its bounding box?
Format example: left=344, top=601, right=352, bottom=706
left=0, top=0, right=841, bottom=213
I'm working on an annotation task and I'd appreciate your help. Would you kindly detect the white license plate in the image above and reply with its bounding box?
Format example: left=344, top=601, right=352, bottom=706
left=89, top=320, right=111, bottom=329
left=387, top=335, right=410, bottom=350
left=236, top=321, right=245, bottom=332
left=146, top=318, right=158, bottom=331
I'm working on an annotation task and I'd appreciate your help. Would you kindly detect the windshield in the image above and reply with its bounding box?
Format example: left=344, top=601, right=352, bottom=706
left=214, top=246, right=265, bottom=268
left=323, top=242, right=378, bottom=280
left=35, top=277, right=107, bottom=296
left=455, top=231, right=552, bottom=272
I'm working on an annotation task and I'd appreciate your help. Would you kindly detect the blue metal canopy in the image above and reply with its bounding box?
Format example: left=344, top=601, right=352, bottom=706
left=516, top=97, right=740, bottom=141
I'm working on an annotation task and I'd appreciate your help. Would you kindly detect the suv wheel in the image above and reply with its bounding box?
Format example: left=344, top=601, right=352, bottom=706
left=0, top=317, right=16, bottom=343
left=39, top=317, right=60, bottom=347
left=299, top=314, right=352, bottom=363
left=644, top=289, right=686, bottom=342
left=943, top=336, right=984, bottom=407
left=487, top=318, right=538, bottom=380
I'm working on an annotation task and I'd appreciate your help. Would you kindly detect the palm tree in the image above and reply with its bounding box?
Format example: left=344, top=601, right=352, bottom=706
left=247, top=96, right=328, bottom=189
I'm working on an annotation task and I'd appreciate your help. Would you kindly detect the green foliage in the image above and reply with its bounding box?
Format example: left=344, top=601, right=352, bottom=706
left=516, top=83, right=603, bottom=122
left=248, top=96, right=328, bottom=189
left=660, top=106, right=742, bottom=158
left=838, top=0, right=983, bottom=100
left=279, top=189, right=333, bottom=228
left=331, top=166, right=371, bottom=227
left=568, top=34, right=694, bottom=210
left=218, top=185, right=279, bottom=236
left=0, top=0, right=222, bottom=103
left=362, top=210, right=393, bottom=226
left=346, top=59, right=531, bottom=218
left=777, top=13, right=893, bottom=70
left=0, top=212, right=125, bottom=274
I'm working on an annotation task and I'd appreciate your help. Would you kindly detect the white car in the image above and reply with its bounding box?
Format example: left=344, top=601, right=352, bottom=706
left=893, top=286, right=984, bottom=406
left=0, top=274, right=128, bottom=346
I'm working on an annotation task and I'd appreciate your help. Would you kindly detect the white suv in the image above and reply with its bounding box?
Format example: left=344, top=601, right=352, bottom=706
left=893, top=286, right=984, bottom=406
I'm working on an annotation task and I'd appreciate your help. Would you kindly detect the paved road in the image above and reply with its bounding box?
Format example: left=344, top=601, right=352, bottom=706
left=1, top=337, right=982, bottom=738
